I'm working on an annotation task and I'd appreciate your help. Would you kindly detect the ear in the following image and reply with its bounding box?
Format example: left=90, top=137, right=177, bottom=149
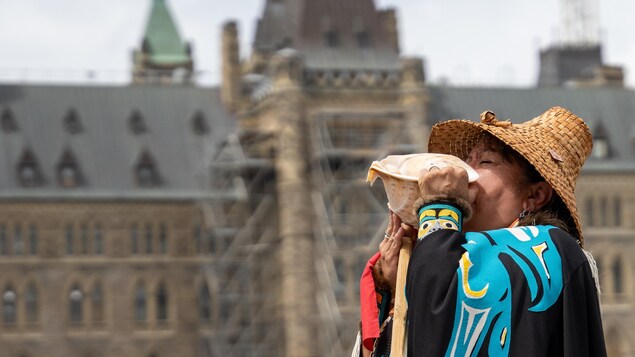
left=523, top=181, right=553, bottom=212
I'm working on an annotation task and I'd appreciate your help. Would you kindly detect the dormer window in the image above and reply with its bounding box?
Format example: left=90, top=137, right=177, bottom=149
left=324, top=30, right=339, bottom=48
left=191, top=110, right=209, bottom=135
left=135, top=150, right=161, bottom=187
left=64, top=108, right=83, bottom=134
left=128, top=110, right=147, bottom=135
left=16, top=149, right=43, bottom=187
left=591, top=121, right=610, bottom=159
left=1, top=108, right=18, bottom=133
left=57, top=149, right=83, bottom=188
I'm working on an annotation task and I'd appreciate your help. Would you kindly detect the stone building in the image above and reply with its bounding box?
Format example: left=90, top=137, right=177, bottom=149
left=1, top=0, right=635, bottom=356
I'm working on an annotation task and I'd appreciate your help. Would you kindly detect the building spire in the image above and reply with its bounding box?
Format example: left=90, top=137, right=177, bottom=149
left=132, top=0, right=194, bottom=85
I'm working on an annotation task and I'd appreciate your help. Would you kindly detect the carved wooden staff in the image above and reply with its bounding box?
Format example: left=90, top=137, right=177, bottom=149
left=389, top=235, right=413, bottom=357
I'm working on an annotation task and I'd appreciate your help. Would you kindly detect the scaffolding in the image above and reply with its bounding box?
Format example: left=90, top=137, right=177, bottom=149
left=202, top=101, right=422, bottom=355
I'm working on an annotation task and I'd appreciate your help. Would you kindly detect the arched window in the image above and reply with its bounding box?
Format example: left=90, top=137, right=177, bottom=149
left=191, top=110, right=209, bottom=135
left=156, top=282, right=168, bottom=321
left=613, top=257, right=623, bottom=296
left=158, top=224, right=167, bottom=254
left=91, top=283, right=104, bottom=323
left=13, top=223, right=23, bottom=256
left=199, top=282, right=211, bottom=322
left=66, top=224, right=74, bottom=255
left=128, top=110, right=147, bottom=135
left=64, top=108, right=83, bottom=134
left=81, top=224, right=89, bottom=255
left=613, top=197, right=622, bottom=227
left=1, top=107, right=18, bottom=132
left=16, top=148, right=43, bottom=187
left=3, top=284, right=17, bottom=324
left=29, top=224, right=37, bottom=256
left=134, top=150, right=161, bottom=187
left=57, top=149, right=83, bottom=188
left=134, top=282, right=147, bottom=321
left=0, top=224, right=6, bottom=255
left=94, top=224, right=103, bottom=255
left=25, top=283, right=38, bottom=323
left=130, top=224, right=139, bottom=255
left=69, top=284, right=83, bottom=323
left=144, top=223, right=153, bottom=254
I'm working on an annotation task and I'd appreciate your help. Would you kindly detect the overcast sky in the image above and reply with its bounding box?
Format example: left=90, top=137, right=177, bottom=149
left=0, top=0, right=633, bottom=87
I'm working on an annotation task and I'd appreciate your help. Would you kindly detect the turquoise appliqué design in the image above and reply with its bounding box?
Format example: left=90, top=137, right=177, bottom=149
left=445, top=225, right=563, bottom=357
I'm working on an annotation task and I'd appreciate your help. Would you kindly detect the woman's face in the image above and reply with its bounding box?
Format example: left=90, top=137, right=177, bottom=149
left=464, top=140, right=530, bottom=232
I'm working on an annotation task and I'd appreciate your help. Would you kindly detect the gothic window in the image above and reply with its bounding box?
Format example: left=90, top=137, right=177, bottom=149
left=69, top=284, right=83, bottom=323
left=1, top=107, right=18, bottom=133
left=194, top=225, right=203, bottom=254
left=199, top=282, right=211, bottom=322
left=57, top=149, right=83, bottom=188
left=66, top=224, right=74, bottom=255
left=191, top=110, right=209, bottom=135
left=81, top=224, right=89, bottom=255
left=357, top=31, right=371, bottom=48
left=134, top=150, right=161, bottom=187
left=29, top=224, right=37, bottom=256
left=158, top=224, right=167, bottom=254
left=134, top=282, right=147, bottom=321
left=613, top=257, right=623, bottom=295
left=130, top=224, right=139, bottom=255
left=0, top=224, right=7, bottom=255
left=128, top=110, right=147, bottom=135
left=144, top=223, right=153, bottom=254
left=3, top=284, right=17, bottom=324
left=64, top=108, right=83, bottom=134
left=613, top=197, right=622, bottom=227
left=91, top=283, right=104, bottom=323
left=324, top=30, right=339, bottom=48
left=599, top=196, right=607, bottom=226
left=13, top=224, right=23, bottom=256
left=94, top=224, right=103, bottom=255
left=16, top=149, right=43, bottom=187
left=156, top=282, right=168, bottom=321
left=25, top=283, right=38, bottom=323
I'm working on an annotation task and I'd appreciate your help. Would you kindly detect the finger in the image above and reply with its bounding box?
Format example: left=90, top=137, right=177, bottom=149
left=389, top=227, right=405, bottom=254
left=390, top=212, right=399, bottom=236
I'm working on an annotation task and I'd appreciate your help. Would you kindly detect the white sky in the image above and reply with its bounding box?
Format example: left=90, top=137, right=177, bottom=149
left=0, top=0, right=633, bottom=87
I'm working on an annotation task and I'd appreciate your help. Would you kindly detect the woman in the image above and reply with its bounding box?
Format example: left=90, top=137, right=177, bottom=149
left=357, top=107, right=606, bottom=356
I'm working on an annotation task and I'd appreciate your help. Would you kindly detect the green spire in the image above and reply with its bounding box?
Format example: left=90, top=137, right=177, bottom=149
left=141, top=0, right=190, bottom=65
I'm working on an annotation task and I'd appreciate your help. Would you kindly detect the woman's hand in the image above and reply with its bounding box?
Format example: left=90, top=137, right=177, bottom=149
left=378, top=212, right=417, bottom=289
left=417, top=166, right=473, bottom=220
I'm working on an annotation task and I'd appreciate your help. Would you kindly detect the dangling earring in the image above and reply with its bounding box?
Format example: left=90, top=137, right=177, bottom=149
left=519, top=209, right=528, bottom=219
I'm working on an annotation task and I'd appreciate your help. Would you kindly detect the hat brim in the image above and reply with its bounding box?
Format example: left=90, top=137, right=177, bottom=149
left=428, top=117, right=584, bottom=244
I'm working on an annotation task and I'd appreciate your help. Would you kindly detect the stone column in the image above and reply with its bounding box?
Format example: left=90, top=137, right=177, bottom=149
left=268, top=49, right=317, bottom=356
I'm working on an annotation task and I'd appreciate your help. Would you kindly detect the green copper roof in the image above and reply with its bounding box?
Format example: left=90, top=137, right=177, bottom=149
left=142, top=0, right=190, bottom=65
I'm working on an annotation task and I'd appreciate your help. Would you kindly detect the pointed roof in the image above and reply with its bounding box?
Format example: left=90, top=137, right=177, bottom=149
left=141, top=0, right=190, bottom=66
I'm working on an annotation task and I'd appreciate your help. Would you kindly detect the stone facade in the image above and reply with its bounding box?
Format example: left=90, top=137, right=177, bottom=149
left=0, top=201, right=219, bottom=356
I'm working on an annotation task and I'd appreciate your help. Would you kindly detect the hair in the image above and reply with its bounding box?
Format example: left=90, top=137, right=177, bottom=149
left=478, top=133, right=575, bottom=235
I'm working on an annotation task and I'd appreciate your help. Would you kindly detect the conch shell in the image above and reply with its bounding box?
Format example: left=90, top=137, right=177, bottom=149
left=367, top=153, right=479, bottom=226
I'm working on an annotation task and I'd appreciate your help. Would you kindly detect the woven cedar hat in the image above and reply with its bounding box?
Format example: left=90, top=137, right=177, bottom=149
left=428, top=106, right=593, bottom=245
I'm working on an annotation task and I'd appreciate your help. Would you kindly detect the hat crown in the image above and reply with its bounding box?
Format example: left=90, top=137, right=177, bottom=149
left=428, top=106, right=593, bottom=244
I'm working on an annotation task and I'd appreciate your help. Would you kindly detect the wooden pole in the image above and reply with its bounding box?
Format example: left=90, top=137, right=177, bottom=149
left=390, top=236, right=413, bottom=357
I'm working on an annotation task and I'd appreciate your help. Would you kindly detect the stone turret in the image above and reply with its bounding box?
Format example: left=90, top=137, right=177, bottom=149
left=221, top=21, right=242, bottom=112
